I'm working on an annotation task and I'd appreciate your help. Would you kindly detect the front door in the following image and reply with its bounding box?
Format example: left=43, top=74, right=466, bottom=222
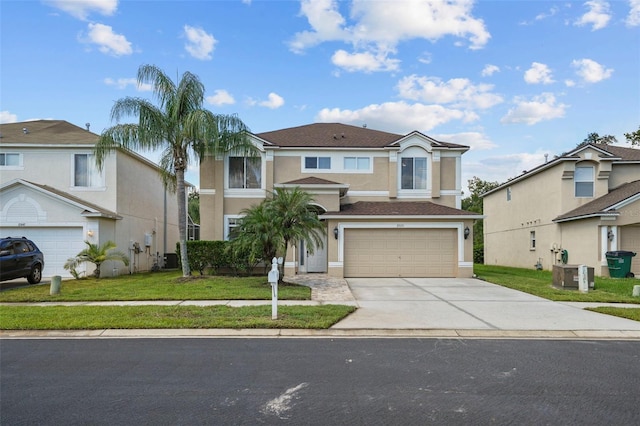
left=299, top=234, right=327, bottom=273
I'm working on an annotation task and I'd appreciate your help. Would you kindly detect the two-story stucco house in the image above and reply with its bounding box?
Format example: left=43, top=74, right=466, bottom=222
left=482, top=143, right=640, bottom=277
left=200, top=123, right=481, bottom=279
left=0, top=120, right=182, bottom=278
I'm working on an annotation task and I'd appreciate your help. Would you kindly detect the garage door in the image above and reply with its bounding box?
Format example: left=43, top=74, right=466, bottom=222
left=2, top=227, right=84, bottom=278
left=620, top=226, right=640, bottom=277
left=344, top=228, right=457, bottom=278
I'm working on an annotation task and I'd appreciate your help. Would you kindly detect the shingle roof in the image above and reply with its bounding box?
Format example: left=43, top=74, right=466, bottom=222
left=554, top=180, right=640, bottom=222
left=0, top=120, right=98, bottom=145
left=599, top=145, right=640, bottom=161
left=325, top=201, right=478, bottom=216
left=280, top=177, right=343, bottom=185
left=255, top=122, right=467, bottom=149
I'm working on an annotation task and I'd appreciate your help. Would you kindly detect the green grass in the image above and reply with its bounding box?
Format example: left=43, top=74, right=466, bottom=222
left=474, top=264, right=640, bottom=303
left=0, top=271, right=310, bottom=302
left=0, top=304, right=356, bottom=330
left=586, top=307, right=640, bottom=322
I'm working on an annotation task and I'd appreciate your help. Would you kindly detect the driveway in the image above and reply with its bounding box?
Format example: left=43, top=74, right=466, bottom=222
left=331, top=277, right=640, bottom=333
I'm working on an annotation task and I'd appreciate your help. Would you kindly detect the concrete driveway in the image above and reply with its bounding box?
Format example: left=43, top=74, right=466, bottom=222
left=331, top=277, right=640, bottom=334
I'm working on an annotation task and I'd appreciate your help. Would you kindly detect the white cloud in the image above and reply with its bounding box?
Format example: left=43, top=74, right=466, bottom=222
left=501, top=93, right=567, bottom=125
left=574, top=0, right=611, bottom=30
left=467, top=150, right=554, bottom=185
left=316, top=101, right=474, bottom=134
left=0, top=110, right=18, bottom=123
left=571, top=58, right=613, bottom=83
left=206, top=89, right=235, bottom=106
left=44, top=0, right=118, bottom=20
left=481, top=64, right=500, bottom=77
left=627, top=0, right=640, bottom=26
left=331, top=49, right=400, bottom=72
left=259, top=93, right=285, bottom=109
left=183, top=25, right=216, bottom=60
left=103, top=77, right=152, bottom=91
left=524, top=62, right=555, bottom=84
left=82, top=23, right=132, bottom=56
left=290, top=0, right=490, bottom=73
left=396, top=75, right=503, bottom=110
left=433, top=132, right=497, bottom=151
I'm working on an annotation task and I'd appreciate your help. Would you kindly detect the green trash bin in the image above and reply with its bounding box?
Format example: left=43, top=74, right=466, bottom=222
left=605, top=251, right=636, bottom=278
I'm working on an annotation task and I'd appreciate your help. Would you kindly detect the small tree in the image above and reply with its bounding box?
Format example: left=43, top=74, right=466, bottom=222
left=462, top=177, right=499, bottom=264
left=65, top=241, right=129, bottom=278
left=579, top=132, right=617, bottom=146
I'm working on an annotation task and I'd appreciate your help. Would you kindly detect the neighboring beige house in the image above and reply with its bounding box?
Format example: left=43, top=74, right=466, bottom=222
left=0, top=120, right=182, bottom=278
left=200, top=123, right=480, bottom=279
left=482, top=143, right=640, bottom=277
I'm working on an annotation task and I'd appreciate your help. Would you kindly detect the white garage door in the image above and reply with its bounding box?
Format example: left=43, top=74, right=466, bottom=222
left=620, top=225, right=640, bottom=277
left=344, top=228, right=457, bottom=278
left=2, top=227, right=84, bottom=278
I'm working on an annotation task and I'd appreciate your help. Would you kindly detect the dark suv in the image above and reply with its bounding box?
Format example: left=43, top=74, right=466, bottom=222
left=0, top=237, right=45, bottom=284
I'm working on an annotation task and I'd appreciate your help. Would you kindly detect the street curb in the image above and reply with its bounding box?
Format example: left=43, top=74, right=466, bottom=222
left=2, top=328, right=640, bottom=340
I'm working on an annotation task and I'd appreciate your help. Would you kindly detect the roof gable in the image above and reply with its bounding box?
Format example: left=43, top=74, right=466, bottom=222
left=553, top=180, right=640, bottom=222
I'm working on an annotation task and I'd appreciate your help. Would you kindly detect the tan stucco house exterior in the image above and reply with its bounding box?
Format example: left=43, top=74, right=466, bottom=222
left=200, top=123, right=480, bottom=279
left=482, top=143, right=640, bottom=277
left=0, top=120, right=182, bottom=278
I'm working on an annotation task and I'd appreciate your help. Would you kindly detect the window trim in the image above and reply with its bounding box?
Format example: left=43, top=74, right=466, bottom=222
left=72, top=153, right=105, bottom=189
left=400, top=156, right=427, bottom=190
left=224, top=215, right=244, bottom=241
left=343, top=156, right=371, bottom=171
left=227, top=156, right=263, bottom=190
left=0, top=152, right=23, bottom=170
left=574, top=165, right=594, bottom=198
left=303, top=156, right=331, bottom=171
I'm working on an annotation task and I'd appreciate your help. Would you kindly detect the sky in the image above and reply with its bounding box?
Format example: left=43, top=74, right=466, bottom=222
left=1, top=0, right=639, bottom=194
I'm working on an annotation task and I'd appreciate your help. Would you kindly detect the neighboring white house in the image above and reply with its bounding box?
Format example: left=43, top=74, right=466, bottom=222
left=0, top=120, right=182, bottom=278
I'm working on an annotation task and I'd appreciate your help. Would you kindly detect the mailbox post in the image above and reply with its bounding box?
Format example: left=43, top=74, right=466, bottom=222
left=267, top=257, right=279, bottom=319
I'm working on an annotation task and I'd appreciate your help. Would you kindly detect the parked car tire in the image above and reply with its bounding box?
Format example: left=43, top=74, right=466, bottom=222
left=27, top=264, right=42, bottom=284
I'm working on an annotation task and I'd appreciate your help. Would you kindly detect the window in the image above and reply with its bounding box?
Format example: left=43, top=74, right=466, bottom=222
left=575, top=165, right=594, bottom=197
left=507, top=187, right=512, bottom=201
left=229, top=157, right=261, bottom=189
left=74, top=154, right=102, bottom=187
left=0, top=153, right=20, bottom=166
left=344, top=157, right=370, bottom=170
left=226, top=217, right=242, bottom=240
left=401, top=157, right=427, bottom=190
left=530, top=231, right=536, bottom=250
left=305, top=157, right=331, bottom=170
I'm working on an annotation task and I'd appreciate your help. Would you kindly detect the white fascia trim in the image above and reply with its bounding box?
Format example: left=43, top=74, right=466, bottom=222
left=321, top=214, right=483, bottom=220
left=346, top=190, right=389, bottom=197
left=553, top=212, right=619, bottom=223
left=607, top=192, right=640, bottom=211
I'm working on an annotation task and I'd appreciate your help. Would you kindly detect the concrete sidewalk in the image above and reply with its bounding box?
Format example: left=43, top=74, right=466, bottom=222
left=2, top=275, right=640, bottom=339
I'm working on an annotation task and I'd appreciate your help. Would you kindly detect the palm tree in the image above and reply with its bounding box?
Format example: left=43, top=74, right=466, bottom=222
left=269, top=187, right=325, bottom=279
left=231, top=200, right=281, bottom=270
left=65, top=241, right=129, bottom=278
left=94, top=64, right=253, bottom=277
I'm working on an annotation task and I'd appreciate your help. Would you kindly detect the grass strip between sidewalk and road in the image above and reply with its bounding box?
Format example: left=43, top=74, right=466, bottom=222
left=0, top=305, right=356, bottom=330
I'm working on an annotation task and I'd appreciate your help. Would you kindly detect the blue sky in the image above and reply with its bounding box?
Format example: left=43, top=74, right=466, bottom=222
left=2, top=0, right=639, bottom=193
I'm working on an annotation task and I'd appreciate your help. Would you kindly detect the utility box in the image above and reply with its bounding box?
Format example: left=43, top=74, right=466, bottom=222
left=552, top=264, right=595, bottom=290
left=164, top=253, right=178, bottom=269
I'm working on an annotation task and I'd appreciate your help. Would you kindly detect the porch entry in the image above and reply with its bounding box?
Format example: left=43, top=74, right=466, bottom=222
left=298, top=234, right=327, bottom=273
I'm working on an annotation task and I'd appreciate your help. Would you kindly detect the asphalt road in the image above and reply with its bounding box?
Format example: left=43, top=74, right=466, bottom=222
left=2, top=338, right=639, bottom=425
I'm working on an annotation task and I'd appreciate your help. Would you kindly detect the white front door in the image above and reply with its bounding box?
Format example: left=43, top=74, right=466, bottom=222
left=300, top=234, right=327, bottom=273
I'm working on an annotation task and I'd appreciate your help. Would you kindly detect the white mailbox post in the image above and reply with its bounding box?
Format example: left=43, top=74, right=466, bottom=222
left=578, top=264, right=589, bottom=293
left=268, top=257, right=279, bottom=319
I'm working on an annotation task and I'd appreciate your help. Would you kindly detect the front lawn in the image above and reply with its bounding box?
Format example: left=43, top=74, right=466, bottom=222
left=0, top=271, right=310, bottom=302
left=474, top=264, right=640, bottom=303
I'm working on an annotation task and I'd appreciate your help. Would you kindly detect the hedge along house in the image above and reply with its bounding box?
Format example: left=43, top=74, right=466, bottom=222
left=199, top=123, right=481, bottom=279
left=482, top=143, right=640, bottom=277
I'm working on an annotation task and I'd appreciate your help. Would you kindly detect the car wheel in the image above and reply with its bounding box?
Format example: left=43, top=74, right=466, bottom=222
left=27, top=264, right=42, bottom=284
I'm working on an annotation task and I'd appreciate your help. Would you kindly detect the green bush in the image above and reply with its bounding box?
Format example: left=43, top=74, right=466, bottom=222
left=176, top=240, right=262, bottom=276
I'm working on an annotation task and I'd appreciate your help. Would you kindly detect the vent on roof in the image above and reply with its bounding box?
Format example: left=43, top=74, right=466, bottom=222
left=85, top=123, right=90, bottom=131
left=341, top=133, right=345, bottom=138
left=333, top=134, right=337, bottom=139
left=23, top=127, right=28, bottom=134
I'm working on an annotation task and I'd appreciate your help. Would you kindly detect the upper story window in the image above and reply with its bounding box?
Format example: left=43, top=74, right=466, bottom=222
left=305, top=156, right=331, bottom=170
left=344, top=157, right=370, bottom=171
left=575, top=165, right=594, bottom=197
left=0, top=153, right=21, bottom=167
left=229, top=156, right=261, bottom=189
left=530, top=231, right=536, bottom=250
left=401, top=157, right=427, bottom=190
left=507, top=187, right=512, bottom=201
left=74, top=154, right=103, bottom=187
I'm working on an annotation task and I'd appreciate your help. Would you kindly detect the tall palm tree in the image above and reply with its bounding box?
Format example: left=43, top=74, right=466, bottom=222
left=65, top=241, right=129, bottom=278
left=94, top=64, right=253, bottom=277
left=230, top=200, right=280, bottom=272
